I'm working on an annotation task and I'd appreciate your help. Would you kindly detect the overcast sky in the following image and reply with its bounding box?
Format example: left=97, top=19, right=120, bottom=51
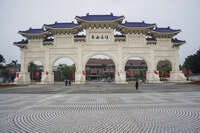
left=0, top=0, right=200, bottom=65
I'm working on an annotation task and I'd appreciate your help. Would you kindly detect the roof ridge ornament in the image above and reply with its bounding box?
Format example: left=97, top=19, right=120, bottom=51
left=86, top=13, right=89, bottom=16
left=110, top=12, right=113, bottom=16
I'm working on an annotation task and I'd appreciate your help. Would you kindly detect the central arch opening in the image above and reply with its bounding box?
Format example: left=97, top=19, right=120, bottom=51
left=53, top=58, right=76, bottom=84
left=125, top=57, right=148, bottom=82
left=85, top=55, right=115, bottom=82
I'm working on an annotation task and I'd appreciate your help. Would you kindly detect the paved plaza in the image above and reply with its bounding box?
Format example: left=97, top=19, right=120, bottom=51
left=0, top=83, right=200, bottom=132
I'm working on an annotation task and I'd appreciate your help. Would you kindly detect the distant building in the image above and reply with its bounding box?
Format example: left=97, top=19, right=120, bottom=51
left=86, top=59, right=148, bottom=81
left=188, top=74, right=200, bottom=81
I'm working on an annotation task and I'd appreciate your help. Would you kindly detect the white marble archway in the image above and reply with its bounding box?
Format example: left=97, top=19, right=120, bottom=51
left=14, top=14, right=186, bottom=84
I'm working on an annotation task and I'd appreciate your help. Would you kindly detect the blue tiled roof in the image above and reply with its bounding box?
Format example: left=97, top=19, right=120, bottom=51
left=44, top=22, right=79, bottom=28
left=114, top=34, right=125, bottom=37
left=76, top=13, right=124, bottom=21
left=146, top=37, right=156, bottom=41
left=74, top=35, right=86, bottom=38
left=153, top=27, right=180, bottom=33
left=120, top=21, right=155, bottom=28
left=19, top=28, right=46, bottom=34
left=43, top=38, right=54, bottom=42
left=14, top=39, right=28, bottom=44
left=172, top=38, right=185, bottom=43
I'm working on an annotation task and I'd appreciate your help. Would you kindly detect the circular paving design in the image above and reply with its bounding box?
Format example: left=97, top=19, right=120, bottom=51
left=4, top=104, right=200, bottom=133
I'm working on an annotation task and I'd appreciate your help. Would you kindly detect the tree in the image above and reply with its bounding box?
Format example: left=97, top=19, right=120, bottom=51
left=0, top=54, right=6, bottom=77
left=183, top=48, right=200, bottom=73
left=29, top=62, right=37, bottom=73
left=6, top=60, right=18, bottom=81
left=157, top=63, right=172, bottom=77
left=134, top=73, right=140, bottom=80
left=58, top=64, right=75, bottom=81
left=11, top=60, right=17, bottom=66
left=0, top=54, right=5, bottom=69
left=98, top=72, right=104, bottom=80
left=28, top=62, right=42, bottom=81
left=1, top=69, right=9, bottom=78
left=0, top=54, right=5, bottom=64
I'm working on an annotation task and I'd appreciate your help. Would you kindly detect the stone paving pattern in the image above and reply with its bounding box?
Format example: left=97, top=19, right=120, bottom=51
left=0, top=83, right=200, bottom=132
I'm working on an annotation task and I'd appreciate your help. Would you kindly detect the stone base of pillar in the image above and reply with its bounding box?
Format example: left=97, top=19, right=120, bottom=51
left=169, top=71, right=186, bottom=82
left=40, top=72, right=54, bottom=84
left=115, top=81, right=128, bottom=84
left=74, top=80, right=85, bottom=84
left=146, top=71, right=161, bottom=83
left=75, top=71, right=85, bottom=84
left=14, top=72, right=31, bottom=85
left=115, top=71, right=128, bottom=84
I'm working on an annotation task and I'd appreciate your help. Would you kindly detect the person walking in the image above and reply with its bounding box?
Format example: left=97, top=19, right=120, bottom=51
left=135, top=79, right=139, bottom=90
left=68, top=80, right=71, bottom=86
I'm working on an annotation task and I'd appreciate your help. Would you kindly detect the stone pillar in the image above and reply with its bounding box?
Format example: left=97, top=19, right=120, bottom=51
left=146, top=70, right=160, bottom=83
left=115, top=70, right=127, bottom=84
left=14, top=48, right=31, bottom=84
left=115, top=44, right=127, bottom=84
left=41, top=46, right=54, bottom=84
left=41, top=71, right=54, bottom=84
left=146, top=51, right=160, bottom=83
left=169, top=48, right=186, bottom=82
left=75, top=46, right=85, bottom=84
left=75, top=70, right=85, bottom=84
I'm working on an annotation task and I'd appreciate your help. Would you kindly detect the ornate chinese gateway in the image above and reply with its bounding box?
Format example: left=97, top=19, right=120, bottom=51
left=14, top=13, right=186, bottom=84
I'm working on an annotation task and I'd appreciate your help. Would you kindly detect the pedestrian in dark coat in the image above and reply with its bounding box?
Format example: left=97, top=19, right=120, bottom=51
left=65, top=79, right=68, bottom=86
left=135, top=79, right=139, bottom=90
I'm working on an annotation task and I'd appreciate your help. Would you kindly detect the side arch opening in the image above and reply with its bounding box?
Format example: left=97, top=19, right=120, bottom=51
left=157, top=59, right=172, bottom=81
left=28, top=61, right=43, bottom=83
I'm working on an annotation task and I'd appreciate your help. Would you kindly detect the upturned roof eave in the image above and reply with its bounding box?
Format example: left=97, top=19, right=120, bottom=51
left=13, top=43, right=27, bottom=45
left=172, top=41, right=186, bottom=45
left=18, top=31, right=49, bottom=36
left=151, top=30, right=181, bottom=35
left=118, top=24, right=155, bottom=29
left=44, top=24, right=82, bottom=30
left=75, top=16, right=124, bottom=23
left=146, top=40, right=156, bottom=42
left=13, top=43, right=27, bottom=48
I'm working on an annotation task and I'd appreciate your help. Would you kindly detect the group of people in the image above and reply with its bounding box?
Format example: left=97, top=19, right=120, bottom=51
left=65, top=79, right=140, bottom=90
left=65, top=79, right=71, bottom=86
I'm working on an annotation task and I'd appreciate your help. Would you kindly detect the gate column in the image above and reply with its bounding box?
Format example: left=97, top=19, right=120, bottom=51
left=41, top=46, right=54, bottom=84
left=170, top=49, right=186, bottom=82
left=14, top=48, right=30, bottom=84
left=75, top=46, right=85, bottom=84
left=146, top=53, right=160, bottom=83
left=115, top=45, right=127, bottom=84
left=115, top=70, right=127, bottom=84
